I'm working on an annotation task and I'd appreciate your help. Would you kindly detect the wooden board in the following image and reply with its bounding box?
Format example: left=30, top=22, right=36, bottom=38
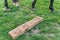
left=8, top=16, right=44, bottom=39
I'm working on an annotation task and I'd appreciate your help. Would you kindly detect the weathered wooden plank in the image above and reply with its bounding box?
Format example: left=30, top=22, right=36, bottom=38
left=8, top=16, right=44, bottom=39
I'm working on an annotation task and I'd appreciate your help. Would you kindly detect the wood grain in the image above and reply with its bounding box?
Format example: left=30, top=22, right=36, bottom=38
left=8, top=16, right=44, bottom=39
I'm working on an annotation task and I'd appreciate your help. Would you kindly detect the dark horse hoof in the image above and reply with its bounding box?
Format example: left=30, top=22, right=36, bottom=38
left=50, top=8, right=55, bottom=13
left=31, top=8, right=34, bottom=11
left=51, top=9, right=55, bottom=13
left=49, top=7, right=55, bottom=13
left=31, top=8, right=35, bottom=11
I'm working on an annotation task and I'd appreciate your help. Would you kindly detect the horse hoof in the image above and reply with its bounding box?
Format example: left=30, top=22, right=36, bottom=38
left=4, top=7, right=10, bottom=10
left=51, top=9, right=55, bottom=13
left=31, top=8, right=35, bottom=11
left=51, top=10, right=55, bottom=13
left=49, top=8, right=55, bottom=13
left=16, top=3, right=20, bottom=7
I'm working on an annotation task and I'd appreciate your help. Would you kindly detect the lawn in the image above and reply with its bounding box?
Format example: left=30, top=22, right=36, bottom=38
left=0, top=0, right=60, bottom=40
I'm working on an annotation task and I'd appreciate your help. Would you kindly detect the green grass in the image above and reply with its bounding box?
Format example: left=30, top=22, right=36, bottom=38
left=0, top=0, right=60, bottom=40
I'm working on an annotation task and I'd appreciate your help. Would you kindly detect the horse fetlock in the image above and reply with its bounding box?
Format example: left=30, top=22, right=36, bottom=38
left=13, top=2, right=16, bottom=5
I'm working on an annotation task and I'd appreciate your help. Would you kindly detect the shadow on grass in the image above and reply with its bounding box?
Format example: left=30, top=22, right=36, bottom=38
left=4, top=7, right=19, bottom=13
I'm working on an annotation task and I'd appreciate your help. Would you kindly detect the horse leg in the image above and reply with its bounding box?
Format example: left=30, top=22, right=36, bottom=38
left=15, top=0, right=19, bottom=7
left=13, top=0, right=19, bottom=7
left=13, top=0, right=16, bottom=5
left=49, top=0, right=54, bottom=12
left=4, top=0, right=9, bottom=9
left=32, top=0, right=37, bottom=9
